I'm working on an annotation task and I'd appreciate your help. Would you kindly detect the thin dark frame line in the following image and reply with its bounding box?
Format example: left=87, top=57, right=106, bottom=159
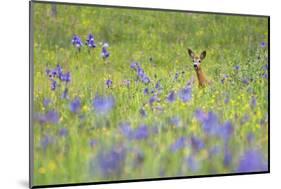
left=267, top=16, right=270, bottom=173
left=31, top=0, right=269, bottom=18
left=29, top=1, right=270, bottom=188
left=32, top=171, right=269, bottom=189
left=29, top=1, right=34, bottom=189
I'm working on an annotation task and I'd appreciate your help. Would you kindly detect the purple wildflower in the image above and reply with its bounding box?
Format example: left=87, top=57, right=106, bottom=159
left=101, top=43, right=110, bottom=59
left=71, top=35, right=83, bottom=50
left=130, top=62, right=140, bottom=71
left=106, top=79, right=113, bottom=88
left=247, top=132, right=255, bottom=143
left=170, top=137, right=187, bottom=152
left=234, top=65, right=240, bottom=70
left=155, top=80, right=162, bottom=90
left=167, top=91, right=176, bottom=103
left=40, top=135, right=53, bottom=150
left=149, top=95, right=159, bottom=105
left=191, top=136, right=205, bottom=152
left=60, top=72, right=71, bottom=83
left=61, top=88, right=69, bottom=99
left=70, top=97, right=81, bottom=113
left=219, top=121, right=234, bottom=141
left=251, top=96, right=257, bottom=108
left=133, top=124, right=149, bottom=140
left=237, top=150, right=268, bottom=172
left=224, top=149, right=232, bottom=167
left=169, top=116, right=180, bottom=127
left=92, top=95, right=115, bottom=115
left=260, top=42, right=266, bottom=48
left=85, top=34, right=96, bottom=48
left=43, top=98, right=51, bottom=107
left=45, top=110, right=59, bottom=124
left=143, top=88, right=149, bottom=95
left=178, top=87, right=192, bottom=102
left=242, top=78, right=249, bottom=85
left=224, top=96, right=230, bottom=104
left=50, top=80, right=57, bottom=91
left=59, top=128, right=68, bottom=137
left=195, top=109, right=208, bottom=122
left=119, top=122, right=132, bottom=138
left=97, top=147, right=126, bottom=177
left=187, top=156, right=200, bottom=172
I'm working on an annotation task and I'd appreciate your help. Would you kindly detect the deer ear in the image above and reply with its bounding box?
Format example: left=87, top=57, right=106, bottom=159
left=188, top=48, right=195, bottom=58
left=200, top=51, right=206, bottom=60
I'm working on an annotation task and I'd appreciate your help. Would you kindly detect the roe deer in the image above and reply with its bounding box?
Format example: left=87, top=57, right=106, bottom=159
left=188, top=48, right=209, bottom=87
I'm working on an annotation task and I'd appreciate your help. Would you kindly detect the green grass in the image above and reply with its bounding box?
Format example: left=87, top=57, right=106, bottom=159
left=32, top=2, right=268, bottom=186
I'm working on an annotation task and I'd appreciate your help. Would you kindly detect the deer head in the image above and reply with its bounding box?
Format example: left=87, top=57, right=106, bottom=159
left=188, top=48, right=206, bottom=71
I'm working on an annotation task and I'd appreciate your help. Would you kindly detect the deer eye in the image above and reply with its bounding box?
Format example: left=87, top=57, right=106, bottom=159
left=199, top=60, right=201, bottom=63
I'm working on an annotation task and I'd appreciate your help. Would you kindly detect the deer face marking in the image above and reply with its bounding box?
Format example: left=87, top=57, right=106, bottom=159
left=188, top=49, right=206, bottom=70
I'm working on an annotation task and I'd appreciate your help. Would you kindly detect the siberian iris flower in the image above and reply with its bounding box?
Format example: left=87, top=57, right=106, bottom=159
left=234, top=65, right=240, bottom=70
left=186, top=156, right=200, bottom=172
left=71, top=35, right=83, bottom=50
left=50, top=80, right=57, bottom=91
left=143, top=88, right=149, bottom=95
left=195, top=109, right=208, bottom=122
left=119, top=123, right=149, bottom=140
left=195, top=109, right=234, bottom=140
left=218, top=121, right=234, bottom=141
left=119, top=122, right=132, bottom=138
left=237, top=150, right=268, bottom=172
left=169, top=116, right=180, bottom=127
left=170, top=137, right=186, bottom=152
left=133, top=124, right=149, bottom=140
left=130, top=62, right=150, bottom=84
left=56, top=64, right=63, bottom=78
left=130, top=62, right=140, bottom=71
left=92, top=94, right=115, bottom=115
left=60, top=72, right=71, bottom=83
left=59, top=128, right=68, bottom=137
left=191, top=136, right=205, bottom=152
left=167, top=91, right=176, bottom=103
left=224, top=149, right=232, bottom=167
left=155, top=80, right=162, bottom=91
left=46, top=65, right=71, bottom=91
left=97, top=147, right=126, bottom=177
left=45, top=110, right=59, bottom=124
left=34, top=110, right=59, bottom=125
left=260, top=42, right=266, bottom=48
left=198, top=111, right=220, bottom=135
left=61, top=88, right=69, bottom=99
left=85, top=33, right=96, bottom=48
left=41, top=135, right=53, bottom=150
left=101, top=43, right=110, bottom=59
left=178, top=87, right=192, bottom=102
left=69, top=97, right=81, bottom=113
left=251, top=96, right=257, bottom=108
left=106, top=79, right=113, bottom=88
left=149, top=95, right=159, bottom=105
left=43, top=98, right=51, bottom=107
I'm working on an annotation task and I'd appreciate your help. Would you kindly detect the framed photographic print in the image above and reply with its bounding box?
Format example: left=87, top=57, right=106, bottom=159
left=29, top=0, right=269, bottom=188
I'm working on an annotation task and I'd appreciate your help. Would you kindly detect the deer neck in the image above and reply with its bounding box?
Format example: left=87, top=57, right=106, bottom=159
left=195, top=67, right=207, bottom=87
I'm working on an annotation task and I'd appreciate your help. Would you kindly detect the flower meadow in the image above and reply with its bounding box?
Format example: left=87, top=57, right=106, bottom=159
left=31, top=3, right=269, bottom=186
